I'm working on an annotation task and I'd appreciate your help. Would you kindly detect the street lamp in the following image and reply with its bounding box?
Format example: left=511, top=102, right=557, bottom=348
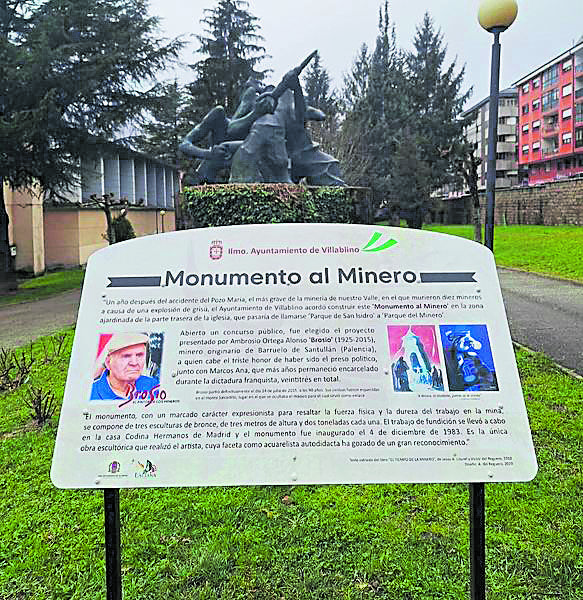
left=479, top=0, right=518, bottom=252
left=474, top=8, right=517, bottom=598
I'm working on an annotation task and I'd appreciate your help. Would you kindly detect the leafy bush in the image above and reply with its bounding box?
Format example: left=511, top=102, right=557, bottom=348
left=112, top=213, right=136, bottom=242
left=181, top=184, right=367, bottom=227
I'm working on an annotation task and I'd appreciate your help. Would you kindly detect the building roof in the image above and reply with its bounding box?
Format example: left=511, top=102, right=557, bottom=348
left=460, top=87, right=517, bottom=119
left=84, top=136, right=177, bottom=171
left=513, top=40, right=583, bottom=86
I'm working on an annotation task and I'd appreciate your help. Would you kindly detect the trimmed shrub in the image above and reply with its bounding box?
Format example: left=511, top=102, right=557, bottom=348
left=112, top=213, right=136, bottom=242
left=181, top=183, right=363, bottom=228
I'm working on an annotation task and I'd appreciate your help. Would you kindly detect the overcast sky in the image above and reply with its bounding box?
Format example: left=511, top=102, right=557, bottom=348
left=148, top=0, right=581, bottom=108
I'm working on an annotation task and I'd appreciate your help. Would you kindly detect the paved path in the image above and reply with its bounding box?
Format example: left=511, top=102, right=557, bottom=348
left=0, top=270, right=582, bottom=375
left=497, top=268, right=583, bottom=375
left=0, top=289, right=81, bottom=348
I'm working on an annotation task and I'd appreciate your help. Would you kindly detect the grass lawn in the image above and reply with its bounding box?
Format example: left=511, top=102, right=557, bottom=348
left=1, top=329, right=582, bottom=599
left=0, top=268, right=85, bottom=306
left=422, top=225, right=583, bottom=283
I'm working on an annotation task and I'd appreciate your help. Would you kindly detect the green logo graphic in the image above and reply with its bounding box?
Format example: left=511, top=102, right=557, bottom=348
left=362, top=232, right=398, bottom=253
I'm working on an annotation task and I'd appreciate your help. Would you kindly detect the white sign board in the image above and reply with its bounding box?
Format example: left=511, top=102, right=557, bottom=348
left=51, top=224, right=537, bottom=488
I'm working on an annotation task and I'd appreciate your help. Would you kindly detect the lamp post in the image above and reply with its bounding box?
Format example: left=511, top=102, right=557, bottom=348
left=474, top=7, right=517, bottom=598
left=479, top=0, right=518, bottom=252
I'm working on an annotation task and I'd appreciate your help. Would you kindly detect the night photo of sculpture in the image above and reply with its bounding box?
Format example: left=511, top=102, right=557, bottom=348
left=179, top=51, right=346, bottom=187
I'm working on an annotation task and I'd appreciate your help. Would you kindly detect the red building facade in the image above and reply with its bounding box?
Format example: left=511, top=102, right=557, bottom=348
left=515, top=41, right=583, bottom=184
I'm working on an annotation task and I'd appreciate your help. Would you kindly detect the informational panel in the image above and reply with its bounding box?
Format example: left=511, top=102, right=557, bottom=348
left=51, top=224, right=537, bottom=488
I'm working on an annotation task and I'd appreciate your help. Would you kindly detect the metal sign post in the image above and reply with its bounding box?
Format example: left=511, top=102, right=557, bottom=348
left=104, top=489, right=122, bottom=600
left=470, top=482, right=486, bottom=599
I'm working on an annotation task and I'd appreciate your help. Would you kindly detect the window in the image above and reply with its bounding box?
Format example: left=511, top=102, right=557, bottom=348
left=563, top=59, right=572, bottom=72
left=522, top=104, right=529, bottom=115
left=533, top=78, right=540, bottom=88
left=542, top=64, right=559, bottom=89
left=576, top=128, right=583, bottom=148
left=563, top=108, right=572, bottom=120
left=576, top=104, right=583, bottom=123
left=563, top=132, right=572, bottom=144
left=532, top=120, right=541, bottom=130
left=522, top=124, right=529, bottom=133
left=532, top=99, right=540, bottom=110
left=563, top=84, right=572, bottom=97
left=522, top=144, right=529, bottom=154
left=542, top=89, right=559, bottom=111
left=522, top=83, right=529, bottom=94
left=532, top=141, right=540, bottom=150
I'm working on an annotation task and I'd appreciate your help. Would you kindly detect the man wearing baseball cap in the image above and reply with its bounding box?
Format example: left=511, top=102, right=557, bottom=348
left=91, top=333, right=160, bottom=400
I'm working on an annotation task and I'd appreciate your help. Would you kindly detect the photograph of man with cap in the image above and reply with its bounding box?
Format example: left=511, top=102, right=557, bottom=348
left=91, top=333, right=160, bottom=400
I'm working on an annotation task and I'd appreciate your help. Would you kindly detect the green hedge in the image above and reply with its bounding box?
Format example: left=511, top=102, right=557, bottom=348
left=181, top=183, right=359, bottom=227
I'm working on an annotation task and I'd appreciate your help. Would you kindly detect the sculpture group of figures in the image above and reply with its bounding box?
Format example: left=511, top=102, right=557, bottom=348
left=392, top=357, right=444, bottom=393
left=179, top=51, right=345, bottom=187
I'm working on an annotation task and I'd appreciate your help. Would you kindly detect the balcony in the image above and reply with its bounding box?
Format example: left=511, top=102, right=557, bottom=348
left=542, top=147, right=559, bottom=156
left=543, top=125, right=559, bottom=136
left=542, top=104, right=559, bottom=115
left=496, top=159, right=517, bottom=170
left=575, top=88, right=583, bottom=100
left=495, top=123, right=516, bottom=136
left=497, top=142, right=516, bottom=153
left=576, top=64, right=583, bottom=73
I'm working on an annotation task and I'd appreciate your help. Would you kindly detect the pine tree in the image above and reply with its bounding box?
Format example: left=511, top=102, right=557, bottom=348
left=1, top=0, right=35, bottom=287
left=0, top=0, right=182, bottom=286
left=186, top=0, right=269, bottom=120
left=364, top=1, right=407, bottom=197
left=341, top=43, right=370, bottom=113
left=303, top=52, right=336, bottom=115
left=134, top=80, right=190, bottom=166
left=302, top=51, right=338, bottom=152
left=337, top=1, right=406, bottom=211
left=390, top=129, right=431, bottom=229
left=404, top=12, right=471, bottom=226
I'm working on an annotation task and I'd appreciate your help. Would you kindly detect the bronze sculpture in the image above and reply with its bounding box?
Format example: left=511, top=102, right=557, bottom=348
left=179, top=52, right=345, bottom=186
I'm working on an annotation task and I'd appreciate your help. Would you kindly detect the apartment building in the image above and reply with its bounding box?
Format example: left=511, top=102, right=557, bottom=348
left=515, top=39, right=583, bottom=184
left=460, top=87, right=519, bottom=190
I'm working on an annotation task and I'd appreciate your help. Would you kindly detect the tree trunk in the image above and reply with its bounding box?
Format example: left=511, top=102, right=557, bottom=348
left=406, top=207, right=424, bottom=229
left=102, top=203, right=116, bottom=245
left=471, top=186, right=481, bottom=244
left=0, top=179, right=17, bottom=292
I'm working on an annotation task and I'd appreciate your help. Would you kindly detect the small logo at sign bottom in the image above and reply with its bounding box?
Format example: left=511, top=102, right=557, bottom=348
left=133, top=459, right=157, bottom=478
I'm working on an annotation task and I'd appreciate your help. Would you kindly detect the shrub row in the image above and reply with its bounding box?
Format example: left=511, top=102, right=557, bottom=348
left=181, top=184, right=362, bottom=227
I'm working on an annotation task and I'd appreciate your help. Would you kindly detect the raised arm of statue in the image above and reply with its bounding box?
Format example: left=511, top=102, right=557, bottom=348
left=290, top=76, right=306, bottom=126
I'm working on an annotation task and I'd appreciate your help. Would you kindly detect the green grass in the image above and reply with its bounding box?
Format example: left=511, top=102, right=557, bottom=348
left=0, top=268, right=85, bottom=306
left=1, top=329, right=582, bottom=598
left=423, top=225, right=583, bottom=283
